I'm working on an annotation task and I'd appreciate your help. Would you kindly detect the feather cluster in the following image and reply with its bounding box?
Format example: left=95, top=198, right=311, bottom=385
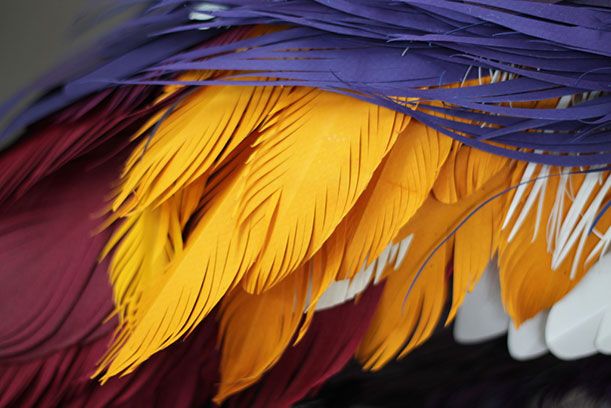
left=0, top=1, right=610, bottom=407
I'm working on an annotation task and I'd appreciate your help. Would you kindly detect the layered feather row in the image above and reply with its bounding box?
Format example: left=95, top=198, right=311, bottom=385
left=0, top=9, right=609, bottom=406
left=93, top=66, right=609, bottom=402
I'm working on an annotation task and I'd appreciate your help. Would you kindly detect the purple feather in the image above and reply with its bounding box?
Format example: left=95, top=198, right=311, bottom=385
left=2, top=0, right=610, bottom=167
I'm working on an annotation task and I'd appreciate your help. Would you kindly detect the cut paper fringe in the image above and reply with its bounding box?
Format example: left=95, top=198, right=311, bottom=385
left=2, top=1, right=610, bottom=166
left=0, top=2, right=610, bottom=407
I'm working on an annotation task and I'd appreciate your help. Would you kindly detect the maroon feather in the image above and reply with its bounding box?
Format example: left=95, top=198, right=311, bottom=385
left=0, top=151, right=124, bottom=363
left=0, top=85, right=168, bottom=206
left=0, top=314, right=220, bottom=408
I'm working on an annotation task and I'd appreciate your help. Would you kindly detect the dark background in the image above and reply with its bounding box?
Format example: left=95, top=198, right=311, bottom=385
left=0, top=0, right=138, bottom=103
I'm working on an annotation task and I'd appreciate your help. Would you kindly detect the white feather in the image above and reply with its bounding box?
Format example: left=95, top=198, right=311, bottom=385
left=532, top=165, right=550, bottom=241
left=554, top=172, right=600, bottom=258
left=502, top=162, right=538, bottom=230
left=596, top=312, right=611, bottom=354
left=587, top=226, right=611, bottom=264
left=546, top=171, right=569, bottom=253
left=388, top=243, right=400, bottom=269
left=507, top=311, right=549, bottom=361
left=507, top=165, right=549, bottom=243
left=314, top=240, right=404, bottom=311
left=503, top=162, right=609, bottom=280
left=552, top=174, right=610, bottom=278
left=374, top=245, right=392, bottom=284
left=314, top=280, right=351, bottom=311
left=546, top=253, right=611, bottom=359
left=394, top=234, right=413, bottom=270
left=454, top=260, right=510, bottom=344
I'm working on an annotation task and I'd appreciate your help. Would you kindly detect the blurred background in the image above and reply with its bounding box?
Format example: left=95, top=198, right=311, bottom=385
left=0, top=0, right=139, bottom=104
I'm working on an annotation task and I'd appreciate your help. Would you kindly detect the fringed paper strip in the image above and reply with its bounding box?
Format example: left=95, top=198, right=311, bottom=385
left=2, top=1, right=610, bottom=166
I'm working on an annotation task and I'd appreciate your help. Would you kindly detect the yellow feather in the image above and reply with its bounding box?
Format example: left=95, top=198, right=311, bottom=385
left=98, top=87, right=406, bottom=379
left=107, top=205, right=175, bottom=322
left=102, top=180, right=205, bottom=330
left=335, top=120, right=452, bottom=279
left=397, top=242, right=450, bottom=359
left=357, top=236, right=450, bottom=371
left=285, top=228, right=348, bottom=345
left=212, top=95, right=416, bottom=387
left=499, top=167, right=610, bottom=325
left=311, top=119, right=450, bottom=282
left=114, top=84, right=289, bottom=215
left=216, top=268, right=308, bottom=403
left=430, top=97, right=558, bottom=205
left=239, top=88, right=407, bottom=293
left=433, top=144, right=509, bottom=204
left=216, top=233, right=351, bottom=402
left=99, top=154, right=256, bottom=378
left=215, top=215, right=354, bottom=403
left=357, top=165, right=514, bottom=370
left=446, top=192, right=503, bottom=323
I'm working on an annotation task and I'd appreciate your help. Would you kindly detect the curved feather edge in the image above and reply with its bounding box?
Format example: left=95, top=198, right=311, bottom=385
left=499, top=166, right=610, bottom=325
left=507, top=311, right=548, bottom=361
left=357, top=164, right=514, bottom=370
left=453, top=261, right=510, bottom=345
left=224, top=284, right=383, bottom=408
left=98, top=88, right=406, bottom=380
left=546, top=253, right=611, bottom=360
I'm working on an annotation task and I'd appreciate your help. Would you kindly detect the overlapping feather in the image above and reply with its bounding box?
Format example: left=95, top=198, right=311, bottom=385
left=499, top=165, right=611, bottom=324
left=357, top=161, right=515, bottom=370
left=99, top=86, right=409, bottom=383
left=1, top=2, right=611, bottom=406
